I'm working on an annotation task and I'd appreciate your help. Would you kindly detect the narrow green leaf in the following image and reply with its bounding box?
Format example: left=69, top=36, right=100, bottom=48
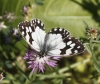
left=5, top=60, right=13, bottom=68
left=84, top=43, right=92, bottom=55
left=2, top=51, right=9, bottom=59
left=34, top=1, right=44, bottom=6
left=15, top=61, right=29, bottom=80
left=92, top=40, right=100, bottom=44
left=83, top=21, right=89, bottom=30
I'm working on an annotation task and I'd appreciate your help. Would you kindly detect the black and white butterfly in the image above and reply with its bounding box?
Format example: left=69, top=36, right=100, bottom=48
left=18, top=18, right=85, bottom=57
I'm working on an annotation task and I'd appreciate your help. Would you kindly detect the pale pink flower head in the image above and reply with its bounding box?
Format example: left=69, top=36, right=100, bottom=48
left=23, top=47, right=61, bottom=73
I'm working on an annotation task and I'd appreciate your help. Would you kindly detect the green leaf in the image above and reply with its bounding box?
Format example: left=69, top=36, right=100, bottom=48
left=34, top=0, right=98, bottom=37
left=34, top=0, right=44, bottom=6
left=84, top=43, right=92, bottom=55
left=83, top=21, right=89, bottom=30
left=5, top=60, right=13, bottom=68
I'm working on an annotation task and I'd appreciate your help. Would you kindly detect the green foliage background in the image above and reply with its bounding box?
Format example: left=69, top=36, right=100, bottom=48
left=0, top=0, right=100, bottom=84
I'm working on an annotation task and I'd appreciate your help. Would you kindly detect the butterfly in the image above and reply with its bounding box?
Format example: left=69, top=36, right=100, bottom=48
left=18, top=18, right=85, bottom=57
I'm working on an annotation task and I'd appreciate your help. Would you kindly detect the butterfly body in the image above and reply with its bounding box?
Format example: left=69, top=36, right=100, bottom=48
left=18, top=18, right=85, bottom=58
left=38, top=50, right=47, bottom=58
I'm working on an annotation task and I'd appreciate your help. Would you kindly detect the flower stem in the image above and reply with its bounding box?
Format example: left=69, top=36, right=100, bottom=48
left=89, top=40, right=100, bottom=73
left=36, top=73, right=70, bottom=79
left=25, top=70, right=37, bottom=84
left=58, top=57, right=90, bottom=74
left=36, top=58, right=90, bottom=79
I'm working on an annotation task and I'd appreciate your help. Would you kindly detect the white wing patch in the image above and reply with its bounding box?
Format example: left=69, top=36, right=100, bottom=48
left=31, top=26, right=46, bottom=51
left=45, top=32, right=66, bottom=56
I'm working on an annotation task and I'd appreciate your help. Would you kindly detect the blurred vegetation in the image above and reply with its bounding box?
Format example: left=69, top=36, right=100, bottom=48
left=0, top=0, right=100, bottom=84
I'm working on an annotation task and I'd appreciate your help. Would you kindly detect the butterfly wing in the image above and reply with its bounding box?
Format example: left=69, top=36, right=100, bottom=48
left=18, top=18, right=46, bottom=52
left=45, top=28, right=85, bottom=56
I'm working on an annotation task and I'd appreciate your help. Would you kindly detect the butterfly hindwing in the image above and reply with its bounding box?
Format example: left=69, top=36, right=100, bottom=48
left=60, top=37, right=85, bottom=56
left=18, top=18, right=46, bottom=51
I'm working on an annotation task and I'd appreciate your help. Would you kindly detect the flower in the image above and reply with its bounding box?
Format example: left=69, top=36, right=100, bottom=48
left=23, top=47, right=61, bottom=73
left=10, top=28, right=19, bottom=35
left=86, top=27, right=98, bottom=40
left=11, top=29, right=22, bottom=41
left=4, top=36, right=11, bottom=43
left=21, top=3, right=32, bottom=21
left=4, top=29, right=21, bottom=43
left=0, top=72, right=5, bottom=81
left=21, top=5, right=29, bottom=14
left=2, top=11, right=15, bottom=22
left=0, top=22, right=7, bottom=31
left=21, top=2, right=36, bottom=21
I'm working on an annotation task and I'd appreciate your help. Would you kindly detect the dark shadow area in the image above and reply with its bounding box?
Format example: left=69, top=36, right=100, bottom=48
left=0, top=0, right=3, bottom=14
left=71, top=0, right=100, bottom=23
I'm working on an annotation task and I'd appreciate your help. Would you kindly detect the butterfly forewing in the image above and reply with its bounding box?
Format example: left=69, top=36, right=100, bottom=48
left=18, top=19, right=46, bottom=52
left=44, top=28, right=69, bottom=51
left=48, top=28, right=70, bottom=38
left=44, top=28, right=69, bottom=55
left=46, top=28, right=85, bottom=56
